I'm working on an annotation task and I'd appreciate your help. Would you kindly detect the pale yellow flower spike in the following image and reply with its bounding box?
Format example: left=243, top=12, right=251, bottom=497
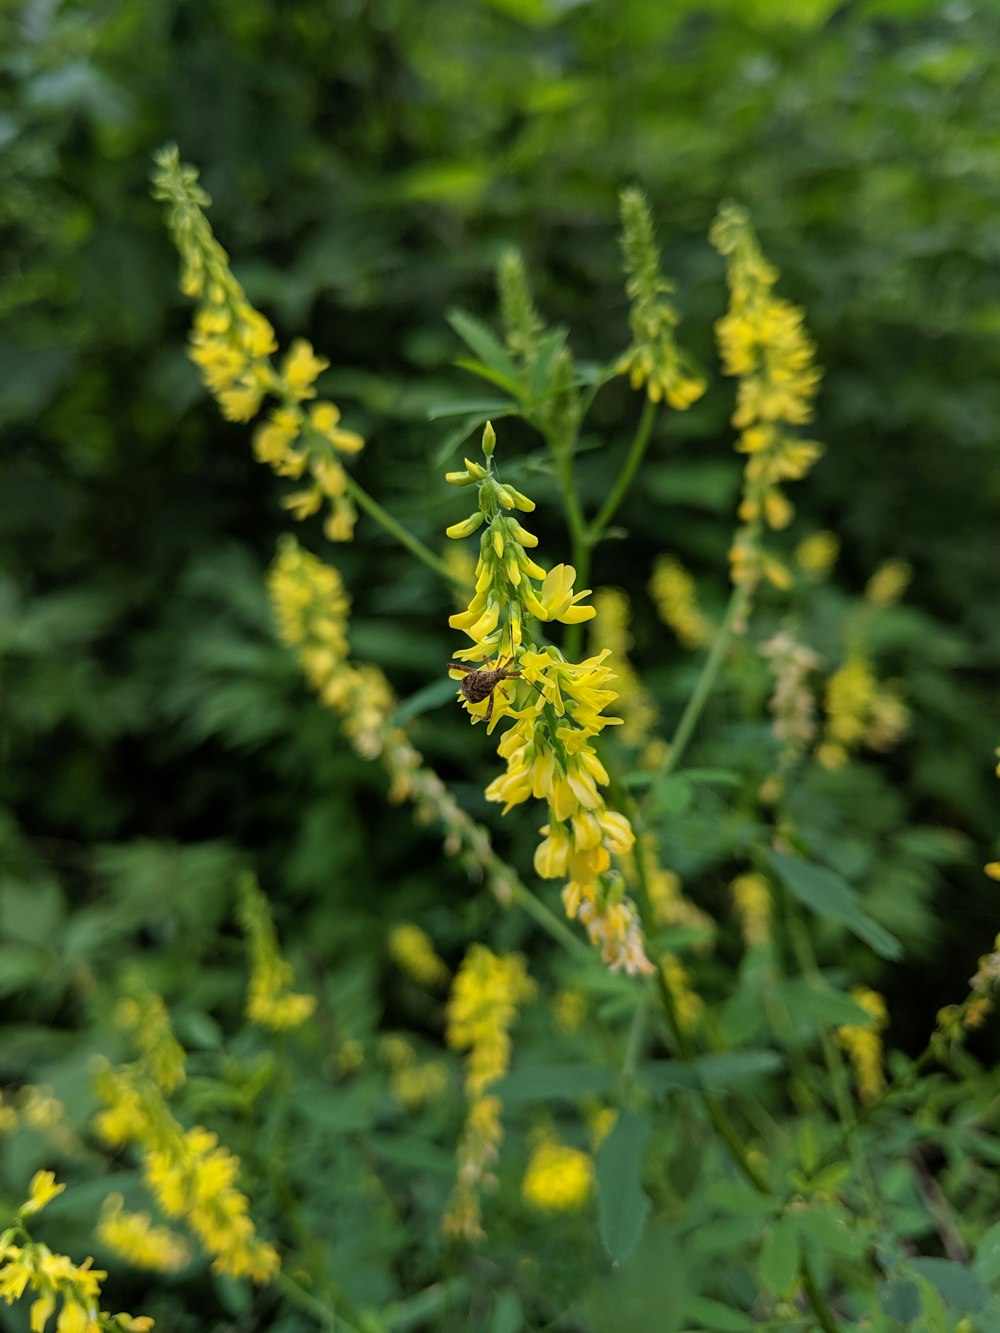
left=711, top=203, right=822, bottom=595
left=238, top=872, right=317, bottom=1031
left=616, top=188, right=706, bottom=409
left=649, top=557, right=714, bottom=650
left=152, top=146, right=364, bottom=543
left=443, top=946, right=535, bottom=1241
left=445, top=424, right=654, bottom=977
left=836, top=987, right=889, bottom=1103
left=388, top=923, right=450, bottom=988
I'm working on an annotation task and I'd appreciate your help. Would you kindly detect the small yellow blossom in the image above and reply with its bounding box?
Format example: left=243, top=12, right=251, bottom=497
left=21, top=1171, right=66, bottom=1217
left=96, top=1195, right=191, bottom=1273
left=553, top=989, right=586, bottom=1036
left=238, top=873, right=316, bottom=1031
left=836, top=988, right=888, bottom=1103
left=388, top=923, right=450, bottom=988
left=649, top=557, right=713, bottom=650
left=865, top=559, right=912, bottom=607
left=730, top=873, right=773, bottom=949
left=794, top=531, right=839, bottom=577
left=660, top=953, right=704, bottom=1032
left=521, top=1137, right=594, bottom=1213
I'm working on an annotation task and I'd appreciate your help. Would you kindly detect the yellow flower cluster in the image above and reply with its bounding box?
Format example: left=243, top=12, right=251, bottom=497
left=378, top=1037, right=450, bottom=1112
left=446, top=426, right=653, bottom=976
left=152, top=147, right=364, bottom=542
left=588, top=589, right=658, bottom=751
left=865, top=559, right=912, bottom=607
left=96, top=1196, right=190, bottom=1274
left=521, top=1137, right=594, bottom=1213
left=711, top=202, right=822, bottom=592
left=816, top=657, right=909, bottom=771
left=0, top=1087, right=77, bottom=1154
left=114, top=988, right=186, bottom=1095
left=443, top=946, right=535, bottom=1241
left=615, top=188, right=706, bottom=409
left=794, top=531, right=839, bottom=578
left=835, top=988, right=889, bottom=1103
left=1, top=1173, right=152, bottom=1333
left=649, top=557, right=713, bottom=650
left=730, top=872, right=773, bottom=950
left=93, top=986, right=278, bottom=1284
left=238, top=873, right=317, bottom=1030
left=388, top=922, right=450, bottom=988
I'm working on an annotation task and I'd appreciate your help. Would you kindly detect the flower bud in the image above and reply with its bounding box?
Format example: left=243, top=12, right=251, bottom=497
left=482, top=421, right=496, bottom=457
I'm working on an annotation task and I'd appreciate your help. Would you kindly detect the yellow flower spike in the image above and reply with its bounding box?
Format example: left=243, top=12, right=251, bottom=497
left=443, top=426, right=652, bottom=975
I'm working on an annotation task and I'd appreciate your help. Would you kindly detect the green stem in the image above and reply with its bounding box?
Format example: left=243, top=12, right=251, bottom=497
left=343, top=473, right=469, bottom=589
left=622, top=985, right=651, bottom=1087
left=660, top=581, right=750, bottom=777
left=587, top=396, right=657, bottom=543
left=275, top=1271, right=360, bottom=1331
left=507, top=877, right=592, bottom=962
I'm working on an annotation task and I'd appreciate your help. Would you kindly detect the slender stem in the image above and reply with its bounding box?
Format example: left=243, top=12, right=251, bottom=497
left=587, top=396, right=657, bottom=542
left=275, top=1271, right=359, bottom=1331
left=659, top=581, right=750, bottom=777
left=622, top=985, right=651, bottom=1086
left=343, top=473, right=469, bottom=589
left=507, top=877, right=592, bottom=961
left=801, top=1259, right=841, bottom=1333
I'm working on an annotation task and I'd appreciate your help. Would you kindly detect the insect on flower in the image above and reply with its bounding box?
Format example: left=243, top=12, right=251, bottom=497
left=448, top=657, right=523, bottom=726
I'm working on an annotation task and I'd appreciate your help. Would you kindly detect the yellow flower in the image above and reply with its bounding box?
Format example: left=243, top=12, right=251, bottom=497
left=152, top=148, right=364, bottom=541
left=711, top=202, right=822, bottom=592
left=238, top=873, right=317, bottom=1031
left=730, top=873, right=772, bottom=949
left=865, top=559, right=911, bottom=607
left=282, top=339, right=329, bottom=400
left=21, top=1170, right=66, bottom=1217
left=588, top=589, right=658, bottom=749
left=388, top=923, right=450, bottom=988
left=521, top=1138, right=594, bottom=1213
left=794, top=531, right=839, bottom=577
left=836, top=988, right=888, bottom=1103
left=615, top=188, right=705, bottom=409
left=649, top=557, right=713, bottom=649
left=443, top=947, right=535, bottom=1241
left=96, top=1195, right=191, bottom=1273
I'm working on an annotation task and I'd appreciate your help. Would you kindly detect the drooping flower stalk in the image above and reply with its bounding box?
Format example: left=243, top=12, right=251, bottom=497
left=445, top=424, right=653, bottom=976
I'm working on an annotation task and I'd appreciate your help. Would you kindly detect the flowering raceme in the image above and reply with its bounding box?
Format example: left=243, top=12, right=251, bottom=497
left=445, top=425, right=653, bottom=976
left=711, top=203, right=822, bottom=595
left=443, top=946, right=535, bottom=1240
left=238, top=873, right=317, bottom=1030
left=152, top=147, right=364, bottom=542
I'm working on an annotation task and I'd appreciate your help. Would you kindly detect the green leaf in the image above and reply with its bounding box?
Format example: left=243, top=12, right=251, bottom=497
left=497, top=1064, right=618, bottom=1103
left=641, top=1049, right=782, bottom=1096
left=391, top=676, right=459, bottom=726
left=447, top=309, right=521, bottom=387
left=879, top=1278, right=921, bottom=1324
left=974, top=1220, right=1000, bottom=1284
left=797, top=1204, right=865, bottom=1259
left=426, top=393, right=515, bottom=421
left=759, top=1216, right=801, bottom=1296
left=706, top=1181, right=778, bottom=1217
left=526, top=329, right=568, bottom=403
left=908, top=1258, right=990, bottom=1313
left=487, top=1290, right=523, bottom=1333
left=767, top=850, right=903, bottom=960
left=596, top=1107, right=651, bottom=1263
left=682, top=1295, right=755, bottom=1332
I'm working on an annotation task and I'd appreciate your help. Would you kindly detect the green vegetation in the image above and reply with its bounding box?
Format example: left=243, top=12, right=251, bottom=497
left=2, top=2, right=999, bottom=1329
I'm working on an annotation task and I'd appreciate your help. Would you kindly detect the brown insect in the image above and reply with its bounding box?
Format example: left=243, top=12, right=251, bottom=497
left=447, top=656, right=522, bottom=726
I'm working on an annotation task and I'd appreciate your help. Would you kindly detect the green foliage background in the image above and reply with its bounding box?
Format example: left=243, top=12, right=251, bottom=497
left=2, top=0, right=999, bottom=1328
